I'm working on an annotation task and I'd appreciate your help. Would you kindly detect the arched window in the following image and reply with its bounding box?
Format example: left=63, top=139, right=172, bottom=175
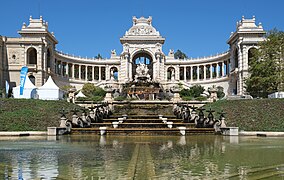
left=248, top=47, right=257, bottom=66
left=167, top=67, right=175, bottom=81
left=179, top=67, right=184, bottom=80
left=47, top=49, right=51, bottom=68
left=234, top=50, right=238, bottom=68
left=110, top=67, right=118, bottom=80
left=132, top=53, right=153, bottom=80
left=27, top=48, right=37, bottom=65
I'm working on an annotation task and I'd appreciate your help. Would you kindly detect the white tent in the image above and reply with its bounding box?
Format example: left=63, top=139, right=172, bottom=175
left=13, top=76, right=37, bottom=99
left=37, top=76, right=64, bottom=100
left=268, top=92, right=284, bottom=99
left=75, top=90, right=86, bottom=98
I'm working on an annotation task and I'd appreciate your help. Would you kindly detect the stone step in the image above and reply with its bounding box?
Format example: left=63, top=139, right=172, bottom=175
left=102, top=118, right=183, bottom=123
left=109, top=115, right=177, bottom=119
left=90, top=122, right=196, bottom=128
left=71, top=127, right=215, bottom=135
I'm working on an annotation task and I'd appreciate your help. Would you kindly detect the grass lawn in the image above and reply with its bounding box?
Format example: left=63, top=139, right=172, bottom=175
left=205, top=99, right=284, bottom=131
left=0, top=99, right=80, bottom=131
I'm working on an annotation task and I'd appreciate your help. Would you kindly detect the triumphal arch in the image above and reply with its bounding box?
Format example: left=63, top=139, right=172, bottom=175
left=0, top=16, right=265, bottom=96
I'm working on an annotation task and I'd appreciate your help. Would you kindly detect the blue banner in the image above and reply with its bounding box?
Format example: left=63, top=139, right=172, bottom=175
left=5, top=80, right=9, bottom=95
left=19, top=66, right=28, bottom=95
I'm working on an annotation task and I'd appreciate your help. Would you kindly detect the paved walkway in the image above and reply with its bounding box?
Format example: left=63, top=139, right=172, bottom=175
left=0, top=131, right=47, bottom=136
left=239, top=131, right=284, bottom=137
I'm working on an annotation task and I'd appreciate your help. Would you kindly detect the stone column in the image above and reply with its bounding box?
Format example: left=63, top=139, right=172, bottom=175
left=190, top=66, right=193, bottom=81
left=79, top=65, right=81, bottom=79
left=106, top=65, right=110, bottom=80
left=72, top=64, right=75, bottom=78
left=222, top=61, right=225, bottom=77
left=99, top=66, right=101, bottom=81
left=226, top=61, right=229, bottom=76
left=125, top=54, right=129, bottom=81
left=92, top=66, right=95, bottom=81
left=156, top=54, right=160, bottom=81
left=43, top=47, right=47, bottom=80
left=66, top=63, right=69, bottom=77
left=60, top=62, right=64, bottom=77
left=203, top=66, right=206, bottom=80
left=197, top=66, right=200, bottom=81
left=183, top=66, right=186, bottom=81
left=210, top=64, right=213, bottom=79
left=216, top=63, right=220, bottom=78
left=85, top=66, right=88, bottom=81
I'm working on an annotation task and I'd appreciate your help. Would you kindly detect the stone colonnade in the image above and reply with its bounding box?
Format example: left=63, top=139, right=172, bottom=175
left=167, top=59, right=230, bottom=82
left=54, top=60, right=108, bottom=82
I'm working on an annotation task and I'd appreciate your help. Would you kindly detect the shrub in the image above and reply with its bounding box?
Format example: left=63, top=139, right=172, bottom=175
left=180, top=85, right=205, bottom=100
left=195, top=96, right=207, bottom=101
left=76, top=97, right=91, bottom=101
left=217, top=86, right=225, bottom=99
left=189, top=85, right=205, bottom=98
left=91, top=96, right=104, bottom=102
left=181, top=96, right=193, bottom=101
left=114, top=96, right=126, bottom=101
left=180, top=89, right=191, bottom=97
left=82, top=83, right=96, bottom=97
left=81, top=83, right=106, bottom=97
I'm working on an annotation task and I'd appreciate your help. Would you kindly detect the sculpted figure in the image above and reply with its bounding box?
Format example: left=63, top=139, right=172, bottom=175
left=134, top=63, right=151, bottom=82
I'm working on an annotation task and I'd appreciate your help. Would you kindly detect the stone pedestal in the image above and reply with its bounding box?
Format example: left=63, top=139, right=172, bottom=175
left=99, top=127, right=107, bottom=135
left=68, top=88, right=76, bottom=103
left=172, top=87, right=181, bottom=102
left=47, top=127, right=68, bottom=136
left=104, top=88, right=113, bottom=102
left=59, top=117, right=67, bottom=128
left=209, top=86, right=218, bottom=102
left=177, top=127, right=186, bottom=136
left=221, top=127, right=239, bottom=136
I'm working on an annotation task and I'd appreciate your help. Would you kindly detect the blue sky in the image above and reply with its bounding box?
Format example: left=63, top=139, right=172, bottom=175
left=1, top=0, right=283, bottom=58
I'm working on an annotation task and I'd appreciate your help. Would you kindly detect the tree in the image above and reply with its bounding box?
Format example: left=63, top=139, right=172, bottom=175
left=245, top=29, right=284, bottom=98
left=174, top=49, right=188, bottom=59
left=81, top=83, right=106, bottom=97
left=180, top=85, right=205, bottom=98
left=216, top=86, right=225, bottom=99
left=95, top=53, right=103, bottom=59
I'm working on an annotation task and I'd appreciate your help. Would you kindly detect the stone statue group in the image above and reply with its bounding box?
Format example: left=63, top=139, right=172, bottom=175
left=59, top=102, right=112, bottom=130
left=173, top=105, right=226, bottom=131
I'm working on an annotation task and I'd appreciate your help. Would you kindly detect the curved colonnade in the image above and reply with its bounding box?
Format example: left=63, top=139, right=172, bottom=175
left=52, top=50, right=231, bottom=91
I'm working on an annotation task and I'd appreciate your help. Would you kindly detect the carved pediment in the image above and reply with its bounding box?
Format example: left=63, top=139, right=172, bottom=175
left=125, top=16, right=160, bottom=36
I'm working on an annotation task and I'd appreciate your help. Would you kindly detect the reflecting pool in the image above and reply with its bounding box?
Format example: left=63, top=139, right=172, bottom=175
left=0, top=135, right=284, bottom=179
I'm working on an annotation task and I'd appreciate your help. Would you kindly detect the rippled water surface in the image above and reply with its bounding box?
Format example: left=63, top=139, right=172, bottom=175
left=0, top=135, right=284, bottom=179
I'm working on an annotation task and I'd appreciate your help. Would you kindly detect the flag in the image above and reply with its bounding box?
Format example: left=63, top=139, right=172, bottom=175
left=19, top=66, right=28, bottom=95
left=5, top=80, right=9, bottom=95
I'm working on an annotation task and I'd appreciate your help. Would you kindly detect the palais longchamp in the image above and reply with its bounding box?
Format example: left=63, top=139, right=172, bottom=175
left=0, top=16, right=265, bottom=97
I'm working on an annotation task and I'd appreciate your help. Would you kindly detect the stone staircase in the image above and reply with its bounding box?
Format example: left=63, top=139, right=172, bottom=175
left=71, top=102, right=215, bottom=135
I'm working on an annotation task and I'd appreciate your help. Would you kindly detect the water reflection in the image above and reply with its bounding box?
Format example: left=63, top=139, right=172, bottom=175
left=0, top=135, right=284, bottom=179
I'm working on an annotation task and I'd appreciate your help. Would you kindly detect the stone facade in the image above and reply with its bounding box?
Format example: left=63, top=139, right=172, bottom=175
left=0, top=16, right=265, bottom=96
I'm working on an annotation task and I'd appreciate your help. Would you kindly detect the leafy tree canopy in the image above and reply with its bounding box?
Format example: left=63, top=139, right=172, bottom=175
left=180, top=85, right=205, bottom=98
left=174, top=49, right=188, bottom=59
left=216, top=86, right=225, bottom=99
left=81, top=83, right=106, bottom=97
left=95, top=53, right=103, bottom=59
left=245, top=29, right=284, bottom=98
